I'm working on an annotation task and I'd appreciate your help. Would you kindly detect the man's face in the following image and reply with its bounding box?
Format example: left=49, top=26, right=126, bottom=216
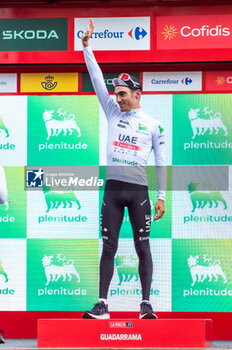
left=115, top=86, right=140, bottom=112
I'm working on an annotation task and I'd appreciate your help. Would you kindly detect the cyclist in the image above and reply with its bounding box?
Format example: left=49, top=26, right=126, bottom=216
left=82, top=19, right=166, bottom=320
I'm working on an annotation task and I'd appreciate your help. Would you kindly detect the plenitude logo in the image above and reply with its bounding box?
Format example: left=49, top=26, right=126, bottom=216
left=184, top=106, right=229, bottom=151
left=172, top=240, right=232, bottom=312
left=39, top=107, right=87, bottom=152
left=157, top=15, right=232, bottom=50
left=109, top=254, right=159, bottom=298
left=27, top=239, right=99, bottom=311
left=74, top=17, right=150, bottom=51
left=172, top=94, right=232, bottom=165
left=183, top=181, right=231, bottom=225
left=0, top=114, right=15, bottom=152
left=184, top=253, right=230, bottom=300
left=38, top=187, right=87, bottom=225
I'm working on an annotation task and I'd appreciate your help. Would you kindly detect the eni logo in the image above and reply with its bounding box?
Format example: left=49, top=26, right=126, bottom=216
left=41, top=75, right=58, bottom=91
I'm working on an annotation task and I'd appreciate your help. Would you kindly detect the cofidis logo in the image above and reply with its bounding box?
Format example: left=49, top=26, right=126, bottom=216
left=205, top=71, right=232, bottom=92
left=74, top=17, right=150, bottom=51
left=157, top=15, right=232, bottom=49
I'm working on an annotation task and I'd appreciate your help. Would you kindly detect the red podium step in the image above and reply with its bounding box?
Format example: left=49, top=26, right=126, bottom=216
left=37, top=318, right=212, bottom=348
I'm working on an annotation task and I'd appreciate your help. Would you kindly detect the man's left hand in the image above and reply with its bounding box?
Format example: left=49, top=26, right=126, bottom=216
left=154, top=199, right=165, bottom=221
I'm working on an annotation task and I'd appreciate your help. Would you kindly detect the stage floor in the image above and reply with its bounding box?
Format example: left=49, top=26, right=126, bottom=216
left=1, top=339, right=232, bottom=349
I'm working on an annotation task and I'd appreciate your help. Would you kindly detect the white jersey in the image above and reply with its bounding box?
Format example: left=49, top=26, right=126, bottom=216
left=84, top=46, right=166, bottom=200
left=0, top=166, right=8, bottom=204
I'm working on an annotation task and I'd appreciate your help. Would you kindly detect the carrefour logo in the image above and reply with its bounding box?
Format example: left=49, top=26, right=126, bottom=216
left=77, top=26, right=147, bottom=41
left=128, top=27, right=147, bottom=40
left=75, top=17, right=150, bottom=51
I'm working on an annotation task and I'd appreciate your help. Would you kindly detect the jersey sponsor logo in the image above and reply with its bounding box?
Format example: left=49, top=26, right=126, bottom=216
left=136, top=123, right=149, bottom=135
left=118, top=134, right=138, bottom=144
left=113, top=141, right=140, bottom=151
left=119, top=120, right=129, bottom=125
left=157, top=15, right=232, bottom=50
left=117, top=123, right=126, bottom=129
left=112, top=157, right=138, bottom=166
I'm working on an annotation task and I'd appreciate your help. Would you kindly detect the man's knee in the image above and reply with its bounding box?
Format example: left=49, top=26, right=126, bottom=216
left=134, top=239, right=151, bottom=258
left=102, top=239, right=118, bottom=259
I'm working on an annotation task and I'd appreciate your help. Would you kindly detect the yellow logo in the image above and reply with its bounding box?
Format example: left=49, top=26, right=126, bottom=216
left=20, top=73, right=78, bottom=93
left=41, top=75, right=58, bottom=91
left=216, top=76, right=225, bottom=86
left=161, top=25, right=178, bottom=41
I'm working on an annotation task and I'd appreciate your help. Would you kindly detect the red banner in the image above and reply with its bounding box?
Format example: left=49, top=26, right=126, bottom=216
left=157, top=15, right=232, bottom=50
left=205, top=71, right=232, bottom=91
left=0, top=6, right=231, bottom=64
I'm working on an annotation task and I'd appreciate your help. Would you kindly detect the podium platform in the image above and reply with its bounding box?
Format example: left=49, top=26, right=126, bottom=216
left=37, top=318, right=212, bottom=348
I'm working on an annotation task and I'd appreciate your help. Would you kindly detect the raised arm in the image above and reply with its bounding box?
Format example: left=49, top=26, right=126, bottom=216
left=0, top=166, right=8, bottom=204
left=82, top=18, right=119, bottom=119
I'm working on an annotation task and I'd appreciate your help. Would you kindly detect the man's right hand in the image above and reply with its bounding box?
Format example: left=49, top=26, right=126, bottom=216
left=82, top=18, right=95, bottom=48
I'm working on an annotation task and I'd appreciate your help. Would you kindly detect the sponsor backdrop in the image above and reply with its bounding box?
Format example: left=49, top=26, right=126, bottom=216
left=0, top=10, right=232, bottom=64
left=0, top=72, right=231, bottom=312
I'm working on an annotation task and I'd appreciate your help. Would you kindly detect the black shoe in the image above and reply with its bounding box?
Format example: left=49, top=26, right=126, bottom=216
left=82, top=301, right=110, bottom=319
left=139, top=301, right=157, bottom=319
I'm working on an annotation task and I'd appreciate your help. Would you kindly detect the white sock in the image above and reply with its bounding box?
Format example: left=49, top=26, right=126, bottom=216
left=99, top=298, right=107, bottom=305
left=142, top=300, right=151, bottom=304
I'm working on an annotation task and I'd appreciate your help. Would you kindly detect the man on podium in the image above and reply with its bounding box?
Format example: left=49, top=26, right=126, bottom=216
left=81, top=19, right=166, bottom=320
